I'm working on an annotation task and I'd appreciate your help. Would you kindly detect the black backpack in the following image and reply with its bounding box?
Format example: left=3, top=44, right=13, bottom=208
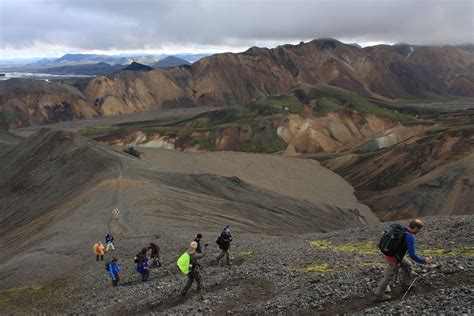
left=134, top=253, right=140, bottom=264
left=105, top=260, right=111, bottom=272
left=215, top=234, right=222, bottom=246
left=378, top=223, right=406, bottom=256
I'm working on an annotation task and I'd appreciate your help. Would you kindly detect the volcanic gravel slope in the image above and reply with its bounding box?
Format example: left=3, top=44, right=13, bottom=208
left=73, top=216, right=473, bottom=315
left=0, top=128, right=376, bottom=311
left=0, top=130, right=471, bottom=314
left=0, top=129, right=22, bottom=155
left=1, top=214, right=471, bottom=314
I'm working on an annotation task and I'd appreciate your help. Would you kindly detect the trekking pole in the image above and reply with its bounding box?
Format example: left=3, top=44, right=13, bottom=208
left=401, top=275, right=418, bottom=300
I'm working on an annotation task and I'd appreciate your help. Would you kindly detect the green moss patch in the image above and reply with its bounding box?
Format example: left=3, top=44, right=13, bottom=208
left=422, top=246, right=474, bottom=257
left=308, top=85, right=414, bottom=122
left=299, top=262, right=336, bottom=274
left=309, top=240, right=378, bottom=255
left=249, top=95, right=304, bottom=115
left=240, top=249, right=255, bottom=256
left=0, top=277, right=74, bottom=312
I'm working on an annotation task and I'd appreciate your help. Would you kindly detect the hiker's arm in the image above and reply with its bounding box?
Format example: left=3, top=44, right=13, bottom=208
left=406, top=234, right=425, bottom=264
left=195, top=252, right=206, bottom=259
left=108, top=265, right=115, bottom=279
left=196, top=245, right=209, bottom=259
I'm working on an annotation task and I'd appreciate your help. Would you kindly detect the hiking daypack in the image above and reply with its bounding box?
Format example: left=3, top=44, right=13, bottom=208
left=378, top=223, right=406, bottom=256
left=215, top=234, right=222, bottom=246
left=133, top=253, right=140, bottom=264
left=105, top=260, right=111, bottom=272
left=177, top=252, right=191, bottom=275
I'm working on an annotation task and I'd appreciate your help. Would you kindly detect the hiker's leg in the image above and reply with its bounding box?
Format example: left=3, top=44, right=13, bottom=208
left=110, top=243, right=115, bottom=251
left=400, top=257, right=413, bottom=286
left=106, top=243, right=111, bottom=252
left=181, top=274, right=194, bottom=295
left=375, top=258, right=398, bottom=295
left=101, top=255, right=104, bottom=261
left=225, top=249, right=231, bottom=265
left=112, top=275, right=119, bottom=287
left=143, top=269, right=150, bottom=281
left=195, top=271, right=202, bottom=292
left=216, top=250, right=225, bottom=263
left=96, top=255, right=99, bottom=261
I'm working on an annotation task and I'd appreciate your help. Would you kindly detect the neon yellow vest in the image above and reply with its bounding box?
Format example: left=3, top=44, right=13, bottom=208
left=177, top=252, right=191, bottom=275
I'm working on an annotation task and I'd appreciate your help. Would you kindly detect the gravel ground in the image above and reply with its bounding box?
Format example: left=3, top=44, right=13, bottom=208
left=27, top=215, right=471, bottom=315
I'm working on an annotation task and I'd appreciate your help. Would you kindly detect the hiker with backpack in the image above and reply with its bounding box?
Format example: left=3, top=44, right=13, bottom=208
left=148, top=242, right=162, bottom=268
left=106, top=258, right=121, bottom=287
left=93, top=241, right=105, bottom=261
left=136, top=247, right=150, bottom=282
left=178, top=241, right=209, bottom=296
left=216, top=225, right=232, bottom=266
left=105, top=232, right=115, bottom=252
left=375, top=219, right=432, bottom=301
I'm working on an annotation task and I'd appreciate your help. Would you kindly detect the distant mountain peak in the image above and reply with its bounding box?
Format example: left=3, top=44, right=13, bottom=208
left=152, top=56, right=191, bottom=68
left=122, top=62, right=154, bottom=72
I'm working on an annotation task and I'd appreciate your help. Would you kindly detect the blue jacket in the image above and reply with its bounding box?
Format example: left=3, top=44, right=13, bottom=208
left=405, top=231, right=425, bottom=264
left=108, top=262, right=120, bottom=279
left=136, top=256, right=149, bottom=274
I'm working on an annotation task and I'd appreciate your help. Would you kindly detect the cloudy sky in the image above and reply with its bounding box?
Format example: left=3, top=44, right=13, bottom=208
left=0, top=0, right=473, bottom=58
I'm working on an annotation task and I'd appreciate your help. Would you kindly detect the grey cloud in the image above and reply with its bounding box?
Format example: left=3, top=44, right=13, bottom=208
left=0, top=0, right=473, bottom=53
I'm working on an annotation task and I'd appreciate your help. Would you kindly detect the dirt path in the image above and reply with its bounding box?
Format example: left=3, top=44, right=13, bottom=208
left=215, top=278, right=273, bottom=314
left=110, top=161, right=134, bottom=237
left=136, top=276, right=273, bottom=314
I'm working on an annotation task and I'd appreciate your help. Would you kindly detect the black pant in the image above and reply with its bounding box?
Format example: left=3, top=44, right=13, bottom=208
left=112, top=274, right=120, bottom=287
left=96, top=255, right=104, bottom=261
left=181, top=270, right=202, bottom=295
left=216, top=249, right=230, bottom=265
left=140, top=269, right=150, bottom=282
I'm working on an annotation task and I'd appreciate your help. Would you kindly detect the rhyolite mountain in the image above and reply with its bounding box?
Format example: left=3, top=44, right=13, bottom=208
left=1, top=39, right=473, bottom=129
left=152, top=56, right=191, bottom=68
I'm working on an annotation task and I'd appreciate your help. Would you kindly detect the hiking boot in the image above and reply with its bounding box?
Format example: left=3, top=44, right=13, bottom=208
left=374, top=293, right=391, bottom=302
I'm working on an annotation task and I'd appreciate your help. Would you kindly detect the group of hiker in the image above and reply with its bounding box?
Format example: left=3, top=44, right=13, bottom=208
left=94, top=214, right=431, bottom=302
left=93, top=225, right=233, bottom=294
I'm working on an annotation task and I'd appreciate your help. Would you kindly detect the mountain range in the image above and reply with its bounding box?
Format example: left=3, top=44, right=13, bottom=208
left=1, top=38, right=473, bottom=129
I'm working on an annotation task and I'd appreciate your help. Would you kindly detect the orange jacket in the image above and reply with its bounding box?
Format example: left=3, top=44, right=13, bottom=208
left=93, top=242, right=105, bottom=255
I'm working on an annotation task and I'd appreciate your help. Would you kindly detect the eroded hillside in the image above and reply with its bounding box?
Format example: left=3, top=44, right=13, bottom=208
left=1, top=39, right=473, bottom=129
left=0, top=128, right=375, bottom=289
